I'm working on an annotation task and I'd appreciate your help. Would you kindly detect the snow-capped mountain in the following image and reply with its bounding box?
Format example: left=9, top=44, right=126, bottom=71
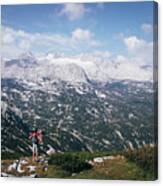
left=2, top=52, right=152, bottom=84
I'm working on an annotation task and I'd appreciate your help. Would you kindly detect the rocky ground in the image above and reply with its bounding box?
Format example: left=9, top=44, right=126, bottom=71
left=1, top=156, right=48, bottom=178
left=1, top=155, right=125, bottom=178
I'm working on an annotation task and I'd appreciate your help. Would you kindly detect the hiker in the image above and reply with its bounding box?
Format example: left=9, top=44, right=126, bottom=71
left=29, top=128, right=39, bottom=161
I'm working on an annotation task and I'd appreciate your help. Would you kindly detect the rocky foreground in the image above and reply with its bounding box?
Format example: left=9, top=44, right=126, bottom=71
left=1, top=149, right=156, bottom=180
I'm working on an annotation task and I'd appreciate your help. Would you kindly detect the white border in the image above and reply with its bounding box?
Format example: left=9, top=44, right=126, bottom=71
left=0, top=0, right=162, bottom=186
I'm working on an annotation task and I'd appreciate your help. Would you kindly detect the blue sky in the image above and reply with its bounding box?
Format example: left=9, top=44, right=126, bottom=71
left=1, top=2, right=156, bottom=58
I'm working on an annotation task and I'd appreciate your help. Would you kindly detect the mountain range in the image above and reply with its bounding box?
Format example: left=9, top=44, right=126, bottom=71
left=1, top=52, right=157, bottom=157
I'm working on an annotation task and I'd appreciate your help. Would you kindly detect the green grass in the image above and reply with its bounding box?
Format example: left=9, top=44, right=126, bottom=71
left=122, top=145, right=158, bottom=180
left=71, top=159, right=154, bottom=180
left=43, top=156, right=155, bottom=180
left=2, top=146, right=157, bottom=180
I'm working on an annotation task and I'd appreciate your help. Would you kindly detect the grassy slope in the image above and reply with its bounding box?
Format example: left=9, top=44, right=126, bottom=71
left=43, top=157, right=154, bottom=180
left=2, top=156, right=154, bottom=180
left=71, top=158, right=154, bottom=180
left=1, top=146, right=157, bottom=180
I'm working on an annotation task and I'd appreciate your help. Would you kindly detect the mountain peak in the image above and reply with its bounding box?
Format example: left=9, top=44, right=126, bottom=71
left=5, top=51, right=37, bottom=68
left=19, top=51, right=35, bottom=61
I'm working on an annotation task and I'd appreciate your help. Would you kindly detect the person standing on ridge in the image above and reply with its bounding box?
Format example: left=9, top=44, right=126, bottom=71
left=29, top=128, right=39, bottom=161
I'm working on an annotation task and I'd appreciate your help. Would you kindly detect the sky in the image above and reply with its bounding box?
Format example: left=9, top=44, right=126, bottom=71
left=1, top=1, right=156, bottom=66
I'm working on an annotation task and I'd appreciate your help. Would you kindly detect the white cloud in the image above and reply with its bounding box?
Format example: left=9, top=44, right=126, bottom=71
left=112, top=57, right=152, bottom=81
left=2, top=30, right=15, bottom=44
left=1, top=26, right=100, bottom=59
left=18, top=39, right=31, bottom=50
left=71, top=28, right=101, bottom=48
left=123, top=35, right=153, bottom=66
left=141, top=23, right=153, bottom=33
left=123, top=36, right=142, bottom=50
left=72, top=28, right=92, bottom=41
left=1, top=26, right=66, bottom=58
left=59, top=3, right=87, bottom=21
